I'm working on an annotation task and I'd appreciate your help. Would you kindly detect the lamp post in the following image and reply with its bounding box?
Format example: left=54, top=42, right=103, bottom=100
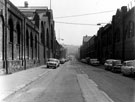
left=97, top=23, right=108, bottom=26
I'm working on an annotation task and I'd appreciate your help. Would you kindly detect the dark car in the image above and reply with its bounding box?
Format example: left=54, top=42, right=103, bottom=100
left=104, top=59, right=115, bottom=70
left=60, top=58, right=66, bottom=64
left=89, top=59, right=100, bottom=66
left=111, top=60, right=122, bottom=72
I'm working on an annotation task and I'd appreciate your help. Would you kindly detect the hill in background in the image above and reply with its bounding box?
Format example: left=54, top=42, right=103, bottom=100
left=62, top=44, right=80, bottom=57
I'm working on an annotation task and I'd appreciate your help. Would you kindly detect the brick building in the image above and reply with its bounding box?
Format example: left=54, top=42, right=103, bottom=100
left=80, top=6, right=135, bottom=63
left=0, top=0, right=57, bottom=74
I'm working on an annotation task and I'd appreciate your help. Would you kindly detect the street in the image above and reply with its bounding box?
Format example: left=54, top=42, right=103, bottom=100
left=3, top=58, right=135, bottom=102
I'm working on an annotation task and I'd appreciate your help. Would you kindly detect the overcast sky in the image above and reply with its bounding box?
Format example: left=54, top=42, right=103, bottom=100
left=10, top=0, right=132, bottom=45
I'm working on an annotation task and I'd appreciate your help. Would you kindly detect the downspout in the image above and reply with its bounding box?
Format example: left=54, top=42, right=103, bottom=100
left=24, top=18, right=26, bottom=70
left=4, top=0, right=8, bottom=74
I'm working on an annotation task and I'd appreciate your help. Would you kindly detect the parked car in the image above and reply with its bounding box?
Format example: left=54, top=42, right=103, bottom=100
left=89, top=59, right=100, bottom=66
left=47, top=58, right=60, bottom=69
left=85, top=57, right=91, bottom=64
left=132, top=67, right=135, bottom=77
left=81, top=59, right=87, bottom=63
left=60, top=58, right=66, bottom=64
left=104, top=59, right=115, bottom=70
left=121, top=60, right=135, bottom=76
left=111, top=60, right=122, bottom=72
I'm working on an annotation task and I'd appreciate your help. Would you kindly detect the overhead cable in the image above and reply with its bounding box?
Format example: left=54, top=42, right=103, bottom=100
left=54, top=10, right=115, bottom=19
left=55, top=21, right=98, bottom=26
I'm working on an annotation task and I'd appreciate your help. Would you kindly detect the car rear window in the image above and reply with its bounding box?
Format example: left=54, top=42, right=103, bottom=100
left=48, top=59, right=58, bottom=62
left=126, top=61, right=135, bottom=66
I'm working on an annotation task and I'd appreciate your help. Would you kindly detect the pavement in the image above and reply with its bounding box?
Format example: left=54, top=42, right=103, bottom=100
left=0, top=65, right=51, bottom=102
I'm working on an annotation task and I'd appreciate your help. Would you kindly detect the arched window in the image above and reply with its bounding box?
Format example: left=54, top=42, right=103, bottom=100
left=16, top=23, right=20, bottom=44
left=129, top=21, right=134, bottom=37
left=125, top=26, right=128, bottom=40
left=8, top=18, right=14, bottom=60
left=47, top=29, right=49, bottom=48
left=35, top=36, right=37, bottom=59
left=26, top=30, right=29, bottom=47
left=51, top=25, right=54, bottom=49
left=30, top=32, right=33, bottom=59
left=8, top=18, right=13, bottom=43
left=115, top=28, right=120, bottom=42
left=26, top=30, right=29, bottom=59
left=41, top=21, right=45, bottom=45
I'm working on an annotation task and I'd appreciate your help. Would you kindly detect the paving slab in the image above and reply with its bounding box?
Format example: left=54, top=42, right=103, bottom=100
left=0, top=65, right=51, bottom=101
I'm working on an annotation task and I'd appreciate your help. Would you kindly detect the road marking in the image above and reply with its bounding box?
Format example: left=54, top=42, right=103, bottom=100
left=77, top=74, right=114, bottom=102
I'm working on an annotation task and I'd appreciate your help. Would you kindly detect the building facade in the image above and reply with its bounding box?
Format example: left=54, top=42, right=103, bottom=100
left=80, top=6, right=135, bottom=63
left=0, top=0, right=58, bottom=74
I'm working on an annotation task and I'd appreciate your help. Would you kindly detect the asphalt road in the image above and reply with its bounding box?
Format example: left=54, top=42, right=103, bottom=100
left=72, top=59, right=135, bottom=102
left=4, top=61, right=85, bottom=102
left=4, top=58, right=135, bottom=102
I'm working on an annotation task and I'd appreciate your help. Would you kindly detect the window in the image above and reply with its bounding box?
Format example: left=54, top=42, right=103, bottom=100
left=115, top=28, right=120, bottom=42
left=129, top=21, right=134, bottom=37
left=41, top=22, right=45, bottom=45
left=125, top=26, right=128, bottom=40
left=30, top=33, right=33, bottom=59
left=26, top=30, right=29, bottom=47
left=8, top=19, right=14, bottom=43
left=35, top=36, right=37, bottom=59
left=16, top=23, right=20, bottom=44
left=26, top=30, right=29, bottom=59
left=8, top=18, right=14, bottom=60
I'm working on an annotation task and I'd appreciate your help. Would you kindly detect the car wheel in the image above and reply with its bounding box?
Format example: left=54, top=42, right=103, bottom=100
left=47, top=66, right=49, bottom=68
left=112, top=68, right=115, bottom=72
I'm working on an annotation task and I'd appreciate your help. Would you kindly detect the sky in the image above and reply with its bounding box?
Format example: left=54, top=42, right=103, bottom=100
left=10, top=0, right=132, bottom=46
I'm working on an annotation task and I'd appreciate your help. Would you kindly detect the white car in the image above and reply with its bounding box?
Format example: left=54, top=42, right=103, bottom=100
left=89, top=59, right=100, bottom=66
left=47, top=58, right=60, bottom=69
left=121, top=60, right=135, bottom=76
left=132, top=68, right=135, bottom=77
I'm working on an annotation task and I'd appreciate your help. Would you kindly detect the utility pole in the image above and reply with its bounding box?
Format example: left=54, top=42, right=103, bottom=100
left=50, top=0, right=51, bottom=9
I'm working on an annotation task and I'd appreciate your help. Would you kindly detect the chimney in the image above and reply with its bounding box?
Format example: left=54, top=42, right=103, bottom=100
left=24, top=1, right=28, bottom=8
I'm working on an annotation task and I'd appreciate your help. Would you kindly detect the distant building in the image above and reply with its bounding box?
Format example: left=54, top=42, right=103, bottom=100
left=80, top=6, right=135, bottom=63
left=82, top=35, right=91, bottom=45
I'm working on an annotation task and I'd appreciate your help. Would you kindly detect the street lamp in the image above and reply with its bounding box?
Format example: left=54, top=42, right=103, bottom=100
left=97, top=23, right=108, bottom=26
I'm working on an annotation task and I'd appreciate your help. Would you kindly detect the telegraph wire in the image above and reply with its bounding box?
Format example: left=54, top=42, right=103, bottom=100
left=54, top=10, right=115, bottom=19
left=55, top=21, right=99, bottom=26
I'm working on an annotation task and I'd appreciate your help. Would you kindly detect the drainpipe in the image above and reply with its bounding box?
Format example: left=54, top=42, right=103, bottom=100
left=23, top=18, right=26, bottom=70
left=4, top=0, right=8, bottom=74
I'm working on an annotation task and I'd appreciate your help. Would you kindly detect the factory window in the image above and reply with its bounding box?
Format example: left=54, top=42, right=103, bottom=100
left=35, top=36, right=37, bottom=59
left=26, top=30, right=29, bottom=59
left=16, top=23, right=20, bottom=44
left=115, top=28, right=120, bottom=42
left=8, top=18, right=14, bottom=43
left=41, top=21, right=45, bottom=45
left=125, top=26, right=128, bottom=40
left=30, top=33, right=33, bottom=59
left=8, top=18, right=14, bottom=60
left=129, top=21, right=134, bottom=37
